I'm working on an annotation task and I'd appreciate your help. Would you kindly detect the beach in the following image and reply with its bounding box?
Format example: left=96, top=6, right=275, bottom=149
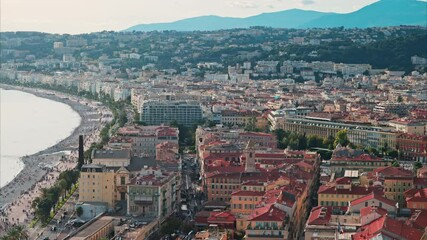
left=0, top=84, right=112, bottom=231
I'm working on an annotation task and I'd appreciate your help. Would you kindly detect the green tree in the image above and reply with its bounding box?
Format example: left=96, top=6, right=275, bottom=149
left=323, top=135, right=335, bottom=150
left=334, top=130, right=350, bottom=147
left=76, top=206, right=83, bottom=217
left=387, top=150, right=399, bottom=159
left=307, top=135, right=324, bottom=148
left=397, top=95, right=403, bottom=103
left=414, top=161, right=423, bottom=171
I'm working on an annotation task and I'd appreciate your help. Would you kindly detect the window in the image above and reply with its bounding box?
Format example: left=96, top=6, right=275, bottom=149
left=121, top=176, right=126, bottom=185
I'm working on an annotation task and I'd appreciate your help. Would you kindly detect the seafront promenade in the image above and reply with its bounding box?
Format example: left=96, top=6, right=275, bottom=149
left=0, top=85, right=113, bottom=233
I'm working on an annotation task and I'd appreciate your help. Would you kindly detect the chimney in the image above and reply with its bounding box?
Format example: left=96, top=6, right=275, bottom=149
left=78, top=135, right=84, bottom=163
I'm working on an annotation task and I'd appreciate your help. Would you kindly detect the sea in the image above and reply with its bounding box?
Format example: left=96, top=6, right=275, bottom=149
left=0, top=88, right=81, bottom=188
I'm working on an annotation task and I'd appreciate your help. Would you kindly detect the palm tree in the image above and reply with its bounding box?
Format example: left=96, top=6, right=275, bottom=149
left=15, top=225, right=29, bottom=240
left=4, top=225, right=29, bottom=240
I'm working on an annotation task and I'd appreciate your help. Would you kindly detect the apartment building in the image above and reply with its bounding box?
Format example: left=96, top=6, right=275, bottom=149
left=117, top=125, right=179, bottom=157
left=127, top=167, right=180, bottom=220
left=140, top=100, right=203, bottom=126
left=79, top=165, right=116, bottom=209
left=281, top=116, right=396, bottom=149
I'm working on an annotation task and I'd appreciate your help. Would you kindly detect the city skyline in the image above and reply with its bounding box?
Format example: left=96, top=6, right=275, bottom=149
left=1, top=0, right=378, bottom=34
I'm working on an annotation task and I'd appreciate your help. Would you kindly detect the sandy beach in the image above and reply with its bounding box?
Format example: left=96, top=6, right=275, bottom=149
left=0, top=84, right=113, bottom=231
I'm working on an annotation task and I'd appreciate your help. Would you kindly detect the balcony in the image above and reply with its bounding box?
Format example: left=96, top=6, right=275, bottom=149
left=247, top=225, right=285, bottom=231
left=246, top=229, right=288, bottom=239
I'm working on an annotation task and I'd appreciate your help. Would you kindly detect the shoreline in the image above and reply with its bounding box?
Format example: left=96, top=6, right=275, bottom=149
left=0, top=84, right=111, bottom=207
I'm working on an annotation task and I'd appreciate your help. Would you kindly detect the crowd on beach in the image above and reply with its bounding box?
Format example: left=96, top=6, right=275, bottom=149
left=0, top=86, right=111, bottom=235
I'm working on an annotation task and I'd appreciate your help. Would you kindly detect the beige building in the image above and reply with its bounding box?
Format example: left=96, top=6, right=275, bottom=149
left=91, top=149, right=131, bottom=167
left=389, top=120, right=426, bottom=135
left=79, top=165, right=116, bottom=208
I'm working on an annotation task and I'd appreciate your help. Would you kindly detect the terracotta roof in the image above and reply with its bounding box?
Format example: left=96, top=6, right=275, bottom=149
left=247, top=204, right=286, bottom=222
left=408, top=209, right=427, bottom=230
left=350, top=192, right=396, bottom=207
left=352, top=215, right=423, bottom=240
left=405, top=188, right=427, bottom=204
left=207, top=211, right=236, bottom=224
left=360, top=206, right=388, bottom=217
left=318, top=185, right=382, bottom=196
left=371, top=166, right=413, bottom=178
left=307, top=206, right=332, bottom=225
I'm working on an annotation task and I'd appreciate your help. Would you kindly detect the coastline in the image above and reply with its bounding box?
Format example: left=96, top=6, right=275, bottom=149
left=0, top=84, right=111, bottom=207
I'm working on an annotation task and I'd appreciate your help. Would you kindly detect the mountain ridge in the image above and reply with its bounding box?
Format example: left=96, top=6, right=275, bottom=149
left=125, top=0, right=427, bottom=32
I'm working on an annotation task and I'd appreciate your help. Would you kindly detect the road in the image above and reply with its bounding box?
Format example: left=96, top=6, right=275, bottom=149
left=32, top=190, right=79, bottom=240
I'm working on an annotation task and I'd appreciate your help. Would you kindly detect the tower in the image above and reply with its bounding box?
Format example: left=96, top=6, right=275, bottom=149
left=244, top=140, right=256, bottom=172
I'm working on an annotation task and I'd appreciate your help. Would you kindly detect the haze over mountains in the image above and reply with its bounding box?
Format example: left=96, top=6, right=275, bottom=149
left=125, top=0, right=427, bottom=32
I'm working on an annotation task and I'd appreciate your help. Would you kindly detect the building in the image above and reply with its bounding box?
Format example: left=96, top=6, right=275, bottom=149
left=364, top=167, right=414, bottom=206
left=329, top=146, right=390, bottom=174
left=348, top=192, right=397, bottom=214
left=91, top=149, right=131, bottom=167
left=318, top=179, right=382, bottom=207
left=220, top=110, right=260, bottom=127
left=79, top=165, right=115, bottom=209
left=389, top=120, right=426, bottom=135
left=117, top=125, right=179, bottom=157
left=127, top=167, right=180, bottom=221
left=238, top=132, right=277, bottom=149
left=351, top=215, right=423, bottom=240
left=304, top=206, right=359, bottom=240
left=281, top=116, right=397, bottom=150
left=69, top=216, right=116, bottom=240
left=245, top=204, right=289, bottom=240
left=405, top=188, right=427, bottom=209
left=140, top=100, right=203, bottom=126
left=396, top=133, right=427, bottom=162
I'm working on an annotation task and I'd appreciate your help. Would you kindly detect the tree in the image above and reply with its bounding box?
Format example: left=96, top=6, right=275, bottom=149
left=13, top=225, right=29, bottom=240
left=392, top=160, right=400, bottom=167
left=307, top=135, right=324, bottom=148
left=76, top=206, right=83, bottom=217
left=397, top=95, right=403, bottom=103
left=387, top=150, right=399, bottom=159
left=323, top=135, right=335, bottom=150
left=414, top=161, right=423, bottom=171
left=334, top=130, right=350, bottom=147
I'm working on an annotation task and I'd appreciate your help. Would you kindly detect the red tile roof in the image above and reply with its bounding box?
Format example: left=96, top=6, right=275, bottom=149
left=408, top=209, right=427, bottom=230
left=318, top=185, right=382, bottom=196
left=247, top=204, right=286, bottom=222
left=370, top=166, right=414, bottom=178
left=307, top=206, right=332, bottom=225
left=207, top=211, right=236, bottom=224
left=350, top=192, right=396, bottom=207
left=360, top=206, right=388, bottom=217
left=352, top=215, right=423, bottom=240
left=405, top=188, right=427, bottom=205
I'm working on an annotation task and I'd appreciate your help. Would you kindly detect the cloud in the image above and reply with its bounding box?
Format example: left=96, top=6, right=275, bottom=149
left=228, top=0, right=260, bottom=8
left=301, top=0, right=315, bottom=5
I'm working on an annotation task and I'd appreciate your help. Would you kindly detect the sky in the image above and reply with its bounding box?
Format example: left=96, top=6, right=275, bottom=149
left=1, top=0, right=378, bottom=34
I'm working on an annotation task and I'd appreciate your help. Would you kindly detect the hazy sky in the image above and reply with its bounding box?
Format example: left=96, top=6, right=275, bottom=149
left=1, top=0, right=378, bottom=34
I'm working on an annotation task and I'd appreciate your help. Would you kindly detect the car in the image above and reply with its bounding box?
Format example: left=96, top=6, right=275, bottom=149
left=51, top=226, right=56, bottom=231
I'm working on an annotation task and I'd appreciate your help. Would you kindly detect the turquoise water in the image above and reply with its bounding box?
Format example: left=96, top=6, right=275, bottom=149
left=0, top=89, right=81, bottom=187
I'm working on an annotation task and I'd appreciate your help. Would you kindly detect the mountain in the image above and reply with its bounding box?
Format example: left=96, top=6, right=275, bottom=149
left=125, top=0, right=427, bottom=32
left=302, top=0, right=427, bottom=28
left=125, top=10, right=334, bottom=32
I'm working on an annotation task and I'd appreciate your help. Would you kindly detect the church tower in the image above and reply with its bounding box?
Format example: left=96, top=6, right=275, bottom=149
left=244, top=140, right=256, bottom=172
